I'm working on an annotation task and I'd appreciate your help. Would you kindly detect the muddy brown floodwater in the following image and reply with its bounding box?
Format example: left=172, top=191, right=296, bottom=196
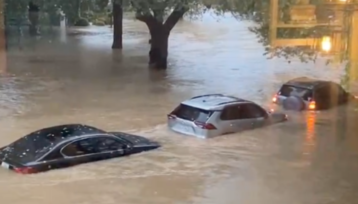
left=1, top=13, right=358, bottom=204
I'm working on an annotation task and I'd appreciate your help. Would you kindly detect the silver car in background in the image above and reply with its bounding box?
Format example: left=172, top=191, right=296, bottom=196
left=167, top=94, right=287, bottom=138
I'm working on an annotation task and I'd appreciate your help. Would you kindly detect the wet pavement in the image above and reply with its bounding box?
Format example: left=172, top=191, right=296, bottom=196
left=1, top=13, right=358, bottom=204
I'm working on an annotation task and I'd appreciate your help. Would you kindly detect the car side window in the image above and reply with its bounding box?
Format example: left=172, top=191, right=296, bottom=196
left=220, top=105, right=241, bottom=120
left=43, top=149, right=63, bottom=161
left=241, top=104, right=267, bottom=119
left=314, top=86, right=329, bottom=101
left=315, top=84, right=344, bottom=103
left=95, top=137, right=125, bottom=152
left=61, top=137, right=124, bottom=157
left=61, top=141, right=88, bottom=157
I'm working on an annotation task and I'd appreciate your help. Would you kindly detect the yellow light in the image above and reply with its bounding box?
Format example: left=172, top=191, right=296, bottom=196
left=321, top=36, right=332, bottom=52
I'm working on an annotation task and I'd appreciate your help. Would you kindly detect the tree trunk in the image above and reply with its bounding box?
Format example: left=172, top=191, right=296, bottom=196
left=148, top=25, right=169, bottom=69
left=76, top=0, right=81, bottom=18
left=112, top=1, right=122, bottom=49
left=0, top=0, right=7, bottom=74
left=137, top=8, right=187, bottom=69
left=28, top=12, right=39, bottom=36
left=28, top=2, right=40, bottom=36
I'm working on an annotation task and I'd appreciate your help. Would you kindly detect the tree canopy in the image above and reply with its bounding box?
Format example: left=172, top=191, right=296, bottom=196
left=3, top=0, right=344, bottom=65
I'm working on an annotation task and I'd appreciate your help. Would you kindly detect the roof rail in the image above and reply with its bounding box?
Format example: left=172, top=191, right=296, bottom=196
left=191, top=94, right=225, bottom=99
left=217, top=101, right=240, bottom=106
left=288, top=77, right=312, bottom=82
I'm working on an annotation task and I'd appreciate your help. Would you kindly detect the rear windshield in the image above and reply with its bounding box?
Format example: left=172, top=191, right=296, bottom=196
left=279, top=85, right=313, bottom=100
left=0, top=135, right=52, bottom=164
left=171, top=104, right=213, bottom=123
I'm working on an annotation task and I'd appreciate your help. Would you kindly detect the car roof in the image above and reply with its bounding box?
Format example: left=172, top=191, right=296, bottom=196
left=181, top=94, right=250, bottom=110
left=25, top=123, right=106, bottom=144
left=284, top=77, right=329, bottom=89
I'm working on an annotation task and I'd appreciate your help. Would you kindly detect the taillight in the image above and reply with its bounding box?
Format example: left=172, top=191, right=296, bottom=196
left=14, top=167, right=36, bottom=174
left=194, top=121, right=217, bottom=130
left=308, top=101, right=316, bottom=110
left=167, top=114, right=176, bottom=119
left=272, top=94, right=277, bottom=103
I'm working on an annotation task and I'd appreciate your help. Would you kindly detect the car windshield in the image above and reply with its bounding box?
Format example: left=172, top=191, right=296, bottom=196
left=0, top=124, right=106, bottom=163
left=279, top=85, right=313, bottom=101
left=171, top=104, right=213, bottom=122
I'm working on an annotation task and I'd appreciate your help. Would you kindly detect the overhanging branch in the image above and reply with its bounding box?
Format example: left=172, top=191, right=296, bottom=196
left=164, top=7, right=188, bottom=31
left=135, top=12, right=161, bottom=30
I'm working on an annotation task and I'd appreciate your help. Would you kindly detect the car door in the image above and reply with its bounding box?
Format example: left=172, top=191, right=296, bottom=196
left=315, top=83, right=345, bottom=109
left=242, top=104, right=269, bottom=128
left=314, top=86, right=331, bottom=110
left=219, top=104, right=255, bottom=133
left=91, top=136, right=126, bottom=159
left=37, top=148, right=73, bottom=171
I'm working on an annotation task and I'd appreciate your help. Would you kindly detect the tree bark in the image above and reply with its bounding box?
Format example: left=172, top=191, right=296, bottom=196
left=0, top=0, right=7, bottom=74
left=149, top=25, right=169, bottom=69
left=28, top=2, right=40, bottom=36
left=112, top=1, right=123, bottom=49
left=137, top=8, right=186, bottom=69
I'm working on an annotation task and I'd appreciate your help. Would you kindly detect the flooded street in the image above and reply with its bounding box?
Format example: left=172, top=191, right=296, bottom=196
left=1, top=13, right=358, bottom=204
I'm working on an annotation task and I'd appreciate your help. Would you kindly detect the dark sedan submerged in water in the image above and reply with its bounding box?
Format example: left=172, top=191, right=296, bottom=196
left=0, top=124, right=160, bottom=174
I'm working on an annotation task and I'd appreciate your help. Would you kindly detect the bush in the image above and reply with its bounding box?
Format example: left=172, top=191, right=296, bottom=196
left=92, top=19, right=105, bottom=26
left=83, top=11, right=94, bottom=21
left=104, top=16, right=112, bottom=25
left=74, top=18, right=90, bottom=26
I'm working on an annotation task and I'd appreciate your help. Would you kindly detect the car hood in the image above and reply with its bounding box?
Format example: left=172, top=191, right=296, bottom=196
left=109, top=132, right=160, bottom=148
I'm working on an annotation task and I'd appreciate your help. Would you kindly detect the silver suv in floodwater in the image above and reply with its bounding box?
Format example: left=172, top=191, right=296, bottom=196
left=167, top=94, right=287, bottom=138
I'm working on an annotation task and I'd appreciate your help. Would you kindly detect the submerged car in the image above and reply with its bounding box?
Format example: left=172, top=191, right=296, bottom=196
left=0, top=124, right=160, bottom=174
left=272, top=77, right=357, bottom=111
left=167, top=94, right=287, bottom=138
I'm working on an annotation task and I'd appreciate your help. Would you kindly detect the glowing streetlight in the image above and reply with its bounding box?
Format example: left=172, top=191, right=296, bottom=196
left=321, top=36, right=332, bottom=52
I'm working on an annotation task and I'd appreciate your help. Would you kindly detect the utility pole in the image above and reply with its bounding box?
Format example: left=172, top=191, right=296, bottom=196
left=0, top=0, right=6, bottom=74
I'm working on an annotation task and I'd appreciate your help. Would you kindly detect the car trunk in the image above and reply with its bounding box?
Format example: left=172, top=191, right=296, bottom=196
left=0, top=137, right=51, bottom=173
left=274, top=85, right=313, bottom=108
left=0, top=155, right=27, bottom=173
left=167, top=104, right=216, bottom=137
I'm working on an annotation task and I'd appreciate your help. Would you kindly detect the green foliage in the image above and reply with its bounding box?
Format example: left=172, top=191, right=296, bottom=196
left=4, top=0, right=110, bottom=25
left=215, top=0, right=326, bottom=63
left=4, top=0, right=28, bottom=26
left=341, top=62, right=351, bottom=90
left=95, top=0, right=110, bottom=11
left=128, top=0, right=206, bottom=22
left=3, top=0, right=348, bottom=69
left=89, top=12, right=112, bottom=24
